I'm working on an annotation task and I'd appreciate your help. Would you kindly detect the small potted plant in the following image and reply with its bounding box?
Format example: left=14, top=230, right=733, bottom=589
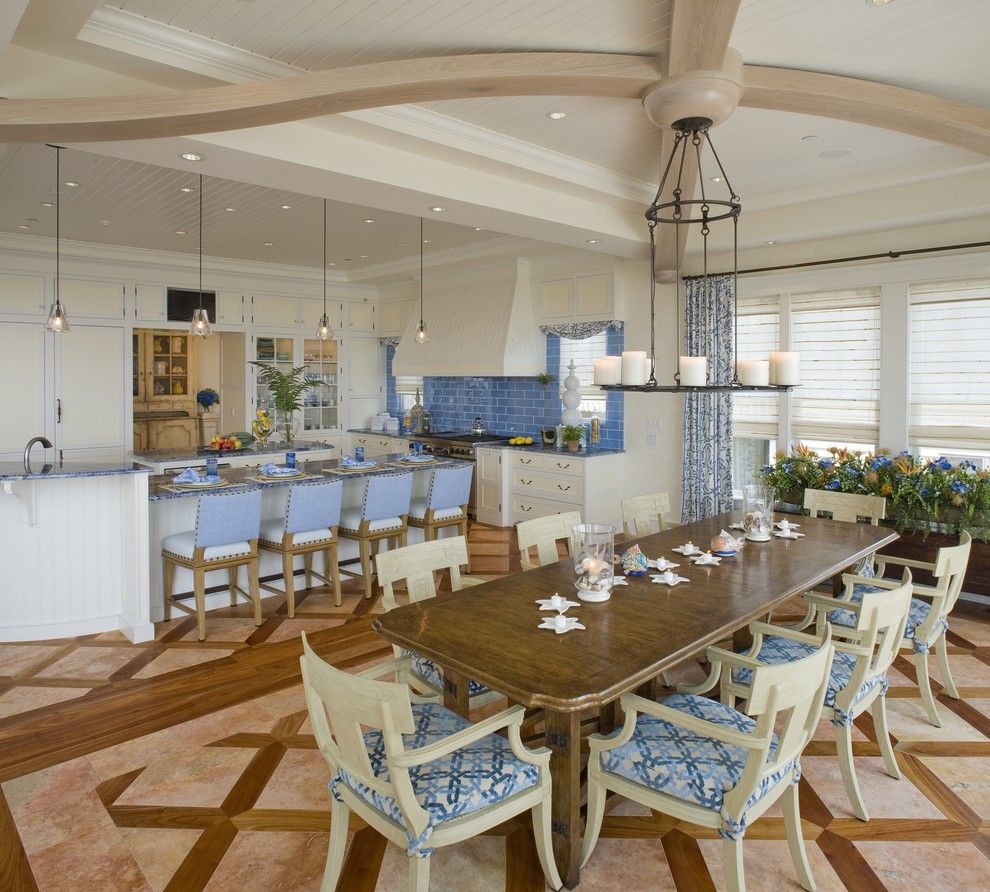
left=196, top=387, right=219, bottom=414
left=561, top=424, right=585, bottom=454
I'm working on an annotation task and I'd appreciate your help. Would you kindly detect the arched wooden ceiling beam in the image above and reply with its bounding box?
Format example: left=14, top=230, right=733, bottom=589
left=740, top=65, right=990, bottom=156
left=0, top=52, right=660, bottom=143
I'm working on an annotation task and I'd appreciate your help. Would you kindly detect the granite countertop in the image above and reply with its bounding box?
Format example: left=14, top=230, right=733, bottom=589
left=0, top=461, right=151, bottom=481
left=475, top=443, right=625, bottom=456
left=133, top=441, right=335, bottom=463
left=347, top=428, right=407, bottom=438
left=148, top=454, right=467, bottom=501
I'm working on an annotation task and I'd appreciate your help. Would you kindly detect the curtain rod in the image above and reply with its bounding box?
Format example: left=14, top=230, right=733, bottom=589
left=682, top=239, right=990, bottom=279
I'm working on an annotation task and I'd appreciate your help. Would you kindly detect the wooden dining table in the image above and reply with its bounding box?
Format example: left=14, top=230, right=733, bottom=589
left=373, top=511, right=897, bottom=888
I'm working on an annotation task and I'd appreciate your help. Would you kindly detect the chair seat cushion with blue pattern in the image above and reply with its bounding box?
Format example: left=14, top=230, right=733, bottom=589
left=826, top=587, right=940, bottom=649
left=332, top=702, right=538, bottom=856
left=731, top=635, right=886, bottom=720
left=600, top=693, right=792, bottom=834
left=404, top=650, right=489, bottom=698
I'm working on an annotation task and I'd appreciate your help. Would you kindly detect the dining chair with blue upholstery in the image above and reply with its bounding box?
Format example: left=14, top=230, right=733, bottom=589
left=375, top=536, right=500, bottom=709
left=582, top=631, right=834, bottom=892
left=258, top=478, right=344, bottom=616
left=162, top=487, right=263, bottom=641
left=299, top=633, right=562, bottom=892
left=711, top=572, right=913, bottom=822
left=407, top=463, right=473, bottom=541
left=338, top=471, right=413, bottom=599
left=821, top=533, right=972, bottom=727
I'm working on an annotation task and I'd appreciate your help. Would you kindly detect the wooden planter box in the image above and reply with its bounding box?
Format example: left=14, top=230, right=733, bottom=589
left=878, top=529, right=990, bottom=597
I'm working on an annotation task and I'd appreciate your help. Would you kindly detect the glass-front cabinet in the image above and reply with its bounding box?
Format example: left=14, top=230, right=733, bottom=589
left=253, top=334, right=340, bottom=435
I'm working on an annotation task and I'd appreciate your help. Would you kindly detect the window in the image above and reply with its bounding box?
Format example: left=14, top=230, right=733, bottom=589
left=394, top=372, right=423, bottom=415
left=559, top=332, right=607, bottom=418
left=790, top=288, right=881, bottom=444
left=910, top=279, right=990, bottom=451
left=733, top=295, right=780, bottom=439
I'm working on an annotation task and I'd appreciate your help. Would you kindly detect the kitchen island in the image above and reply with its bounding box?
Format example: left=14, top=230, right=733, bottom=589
left=133, top=440, right=337, bottom=475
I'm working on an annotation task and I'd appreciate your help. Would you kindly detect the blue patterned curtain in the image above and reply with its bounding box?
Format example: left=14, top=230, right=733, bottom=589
left=538, top=320, right=623, bottom=339
left=680, top=274, right=734, bottom=523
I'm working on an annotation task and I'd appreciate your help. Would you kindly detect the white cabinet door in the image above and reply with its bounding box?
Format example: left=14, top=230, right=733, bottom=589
left=346, top=336, right=383, bottom=396
left=61, top=279, right=125, bottom=319
left=379, top=301, right=405, bottom=334
left=300, top=298, right=343, bottom=331
left=0, top=322, right=47, bottom=453
left=476, top=449, right=504, bottom=523
left=135, top=284, right=165, bottom=322
left=348, top=301, right=376, bottom=332
left=252, top=294, right=298, bottom=328
left=576, top=274, right=613, bottom=316
left=0, top=274, right=45, bottom=316
left=218, top=291, right=244, bottom=326
left=56, top=325, right=126, bottom=452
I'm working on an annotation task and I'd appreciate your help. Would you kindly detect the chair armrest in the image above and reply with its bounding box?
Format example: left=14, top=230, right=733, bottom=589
left=832, top=638, right=872, bottom=659
left=841, top=573, right=901, bottom=591
left=876, top=554, right=935, bottom=573
left=619, top=693, right=770, bottom=751
left=392, top=704, right=528, bottom=768
left=911, top=582, right=945, bottom=601
left=705, top=646, right=766, bottom=672
left=356, top=655, right=415, bottom=680
left=804, top=591, right=858, bottom=614
left=748, top=622, right=823, bottom=648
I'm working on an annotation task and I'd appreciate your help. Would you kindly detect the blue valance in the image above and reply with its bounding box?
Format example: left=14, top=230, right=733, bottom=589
left=539, top=320, right=624, bottom=340
left=379, top=336, right=403, bottom=347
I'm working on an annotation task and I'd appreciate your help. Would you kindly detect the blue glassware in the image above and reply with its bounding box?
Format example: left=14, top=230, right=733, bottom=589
left=205, top=456, right=219, bottom=477
left=413, top=441, right=423, bottom=456
left=354, top=446, right=365, bottom=463
left=285, top=451, right=297, bottom=469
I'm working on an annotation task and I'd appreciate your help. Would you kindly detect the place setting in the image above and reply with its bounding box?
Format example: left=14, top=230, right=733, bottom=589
left=325, top=450, right=386, bottom=475
left=163, top=466, right=233, bottom=492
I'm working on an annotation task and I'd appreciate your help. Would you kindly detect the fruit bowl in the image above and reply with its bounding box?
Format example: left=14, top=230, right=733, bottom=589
left=507, top=436, right=535, bottom=446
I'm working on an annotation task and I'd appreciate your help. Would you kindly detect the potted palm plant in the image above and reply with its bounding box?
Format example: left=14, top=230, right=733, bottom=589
left=250, top=362, right=325, bottom=446
left=561, top=424, right=585, bottom=454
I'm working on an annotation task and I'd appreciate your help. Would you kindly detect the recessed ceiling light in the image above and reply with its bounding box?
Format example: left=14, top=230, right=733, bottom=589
left=422, top=239, right=432, bottom=244
left=99, top=219, right=112, bottom=226
left=63, top=181, right=79, bottom=188
left=359, top=253, right=369, bottom=259
left=429, top=206, right=446, bottom=213
left=280, top=203, right=293, bottom=210
left=709, top=176, right=723, bottom=183
left=224, top=207, right=235, bottom=212
left=586, top=238, right=600, bottom=244
left=866, top=0, right=894, bottom=6
left=766, top=240, right=777, bottom=246
left=363, top=218, right=376, bottom=224
left=180, top=186, right=194, bottom=193
left=819, top=149, right=852, bottom=159
left=40, top=201, right=54, bottom=208
left=547, top=111, right=567, bottom=120
left=263, top=241, right=273, bottom=246
left=17, top=224, right=30, bottom=230
left=180, top=152, right=204, bottom=162
left=472, top=226, right=484, bottom=231
left=175, top=230, right=186, bottom=235
left=328, top=261, right=337, bottom=266
left=801, top=134, right=819, bottom=142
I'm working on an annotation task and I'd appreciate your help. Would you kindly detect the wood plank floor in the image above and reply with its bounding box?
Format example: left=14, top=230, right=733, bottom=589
left=2, top=523, right=990, bottom=890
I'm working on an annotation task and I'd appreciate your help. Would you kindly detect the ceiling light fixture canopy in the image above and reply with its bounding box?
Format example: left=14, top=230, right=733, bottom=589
left=44, top=145, right=70, bottom=333
left=599, top=117, right=796, bottom=394
left=315, top=197, right=333, bottom=341
left=189, top=173, right=211, bottom=338
left=415, top=217, right=428, bottom=344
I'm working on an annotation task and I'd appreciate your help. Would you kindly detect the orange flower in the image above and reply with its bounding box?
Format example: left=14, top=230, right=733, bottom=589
left=880, top=483, right=893, bottom=496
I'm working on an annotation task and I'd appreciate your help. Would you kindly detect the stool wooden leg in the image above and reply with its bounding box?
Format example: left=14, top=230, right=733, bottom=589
left=193, top=567, right=207, bottom=641
left=249, top=558, right=262, bottom=626
left=227, top=566, right=238, bottom=606
left=327, top=544, right=342, bottom=607
left=398, top=528, right=408, bottom=547
left=359, top=537, right=373, bottom=599
left=162, top=555, right=174, bottom=622
left=283, top=549, right=296, bottom=619
left=424, top=524, right=435, bottom=542
left=303, top=551, right=313, bottom=590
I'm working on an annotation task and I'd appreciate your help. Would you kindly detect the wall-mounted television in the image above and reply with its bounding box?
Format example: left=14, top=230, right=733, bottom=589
left=167, top=288, right=216, bottom=323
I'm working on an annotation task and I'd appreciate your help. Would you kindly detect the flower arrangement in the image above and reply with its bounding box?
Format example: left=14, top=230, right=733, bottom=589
left=759, top=445, right=990, bottom=541
left=196, top=387, right=220, bottom=411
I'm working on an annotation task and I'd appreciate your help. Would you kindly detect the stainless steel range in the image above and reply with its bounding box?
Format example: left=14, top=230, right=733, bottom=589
left=414, top=431, right=508, bottom=517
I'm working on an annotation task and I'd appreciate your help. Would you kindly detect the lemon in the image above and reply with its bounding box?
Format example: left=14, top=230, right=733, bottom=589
left=525, top=436, right=534, bottom=445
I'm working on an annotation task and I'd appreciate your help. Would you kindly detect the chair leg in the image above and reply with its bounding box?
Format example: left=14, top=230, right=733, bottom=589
left=227, top=566, right=238, bottom=607
left=835, top=721, right=868, bottom=821
left=398, top=528, right=408, bottom=547
left=781, top=780, right=816, bottom=892
left=408, top=854, right=430, bottom=892
left=321, top=796, right=349, bottom=892
left=249, top=558, right=262, bottom=626
left=914, top=650, right=942, bottom=727
left=533, top=795, right=564, bottom=890
left=328, top=544, right=342, bottom=607
left=359, top=538, right=373, bottom=599
left=282, top=550, right=296, bottom=619
left=935, top=632, right=960, bottom=699
left=162, top=555, right=173, bottom=622
left=304, top=551, right=314, bottom=590
left=872, top=694, right=901, bottom=779
left=193, top=568, right=207, bottom=642
left=579, top=775, right=607, bottom=870
left=722, top=836, right=746, bottom=892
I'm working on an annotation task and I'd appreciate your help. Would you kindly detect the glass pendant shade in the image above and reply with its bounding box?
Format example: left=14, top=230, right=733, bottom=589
left=415, top=321, right=429, bottom=343
left=45, top=301, right=70, bottom=332
left=315, top=312, right=332, bottom=340
left=414, top=217, right=428, bottom=345
left=190, top=306, right=212, bottom=337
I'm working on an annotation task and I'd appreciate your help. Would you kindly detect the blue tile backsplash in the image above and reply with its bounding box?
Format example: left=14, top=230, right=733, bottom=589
left=386, top=331, right=624, bottom=449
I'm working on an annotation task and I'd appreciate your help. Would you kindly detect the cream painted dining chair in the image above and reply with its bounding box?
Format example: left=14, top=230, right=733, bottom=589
left=375, top=536, right=501, bottom=708
left=299, top=633, right=562, bottom=892
left=582, top=632, right=834, bottom=892
left=516, top=511, right=582, bottom=570
left=824, top=533, right=972, bottom=727
left=714, top=572, right=913, bottom=822
left=621, top=491, right=679, bottom=537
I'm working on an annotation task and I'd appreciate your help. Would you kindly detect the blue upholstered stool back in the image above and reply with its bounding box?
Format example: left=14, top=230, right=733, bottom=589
left=428, top=464, right=473, bottom=511
left=285, top=478, right=343, bottom=534
left=361, top=472, right=413, bottom=521
left=195, top=488, right=263, bottom=548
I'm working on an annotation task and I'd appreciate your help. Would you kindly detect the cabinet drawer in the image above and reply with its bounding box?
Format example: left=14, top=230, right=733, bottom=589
left=511, top=471, right=584, bottom=503
left=508, top=451, right=583, bottom=476
left=510, top=493, right=580, bottom=522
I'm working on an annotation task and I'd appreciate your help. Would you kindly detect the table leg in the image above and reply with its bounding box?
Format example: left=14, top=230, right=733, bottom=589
left=441, top=666, right=471, bottom=718
left=545, top=709, right=582, bottom=889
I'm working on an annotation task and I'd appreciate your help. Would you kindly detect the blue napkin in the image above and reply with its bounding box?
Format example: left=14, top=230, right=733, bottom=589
left=396, top=454, right=432, bottom=462
left=173, top=468, right=220, bottom=484
left=340, top=456, right=376, bottom=468
left=260, top=463, right=300, bottom=476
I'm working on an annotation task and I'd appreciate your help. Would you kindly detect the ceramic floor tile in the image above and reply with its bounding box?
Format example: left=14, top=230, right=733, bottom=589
left=948, top=616, right=990, bottom=647
left=115, top=745, right=257, bottom=808
left=246, top=683, right=307, bottom=722
left=375, top=835, right=504, bottom=892
left=883, top=697, right=987, bottom=742
left=925, top=653, right=990, bottom=688
left=916, top=755, right=990, bottom=818
left=205, top=830, right=328, bottom=891
left=120, top=827, right=203, bottom=892
left=578, top=837, right=677, bottom=890
left=0, top=643, right=65, bottom=676
left=0, top=684, right=89, bottom=719
left=28, top=824, right=151, bottom=892
left=811, top=718, right=868, bottom=743
left=854, top=841, right=990, bottom=890
left=133, top=647, right=236, bottom=678
left=179, top=618, right=265, bottom=643
left=262, top=617, right=348, bottom=644
left=253, top=748, right=333, bottom=811
left=34, top=645, right=143, bottom=681
left=698, top=837, right=845, bottom=892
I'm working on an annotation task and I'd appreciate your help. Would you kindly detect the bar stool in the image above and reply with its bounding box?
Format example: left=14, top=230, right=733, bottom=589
left=161, top=487, right=263, bottom=641
left=407, top=463, right=473, bottom=541
left=338, top=472, right=414, bottom=599
left=258, top=478, right=343, bottom=616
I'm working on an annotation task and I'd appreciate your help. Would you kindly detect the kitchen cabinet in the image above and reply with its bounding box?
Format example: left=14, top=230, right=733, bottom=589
left=379, top=299, right=416, bottom=335
left=0, top=322, right=47, bottom=454
left=134, top=284, right=165, bottom=322
left=251, top=293, right=298, bottom=328
left=60, top=278, right=126, bottom=319
left=475, top=448, right=505, bottom=526
left=218, top=291, right=245, bottom=326
left=134, top=331, right=198, bottom=408
left=57, top=324, right=127, bottom=453
left=152, top=417, right=199, bottom=450
left=348, top=300, right=376, bottom=332
left=347, top=433, right=409, bottom=458
left=132, top=420, right=150, bottom=452
left=539, top=273, right=613, bottom=322
left=347, top=336, right=382, bottom=397
left=0, top=273, right=45, bottom=316
left=300, top=299, right=343, bottom=333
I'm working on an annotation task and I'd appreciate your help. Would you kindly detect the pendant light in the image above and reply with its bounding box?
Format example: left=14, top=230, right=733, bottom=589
left=189, top=173, right=212, bottom=337
left=44, top=145, right=70, bottom=333
left=315, top=198, right=333, bottom=340
left=414, top=217, right=428, bottom=344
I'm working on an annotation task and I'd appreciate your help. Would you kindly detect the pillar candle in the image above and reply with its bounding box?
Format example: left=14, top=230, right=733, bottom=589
left=769, top=351, right=800, bottom=385
left=679, top=356, right=707, bottom=386
left=593, top=356, right=621, bottom=385
left=737, top=359, right=770, bottom=386
left=621, top=351, right=649, bottom=385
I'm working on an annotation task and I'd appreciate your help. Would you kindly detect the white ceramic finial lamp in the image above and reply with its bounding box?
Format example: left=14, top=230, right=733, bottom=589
left=560, top=359, right=584, bottom=425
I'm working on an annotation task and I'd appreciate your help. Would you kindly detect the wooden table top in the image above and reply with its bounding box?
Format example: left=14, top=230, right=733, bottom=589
left=373, top=513, right=897, bottom=712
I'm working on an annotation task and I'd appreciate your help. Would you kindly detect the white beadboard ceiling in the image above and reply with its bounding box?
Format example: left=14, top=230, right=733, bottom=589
left=0, top=143, right=502, bottom=268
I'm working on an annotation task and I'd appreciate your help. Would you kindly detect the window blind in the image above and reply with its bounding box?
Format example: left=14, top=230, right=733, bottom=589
left=394, top=374, right=423, bottom=396
left=559, top=333, right=607, bottom=416
left=910, top=279, right=990, bottom=450
left=732, top=295, right=780, bottom=438
left=790, top=288, right=881, bottom=443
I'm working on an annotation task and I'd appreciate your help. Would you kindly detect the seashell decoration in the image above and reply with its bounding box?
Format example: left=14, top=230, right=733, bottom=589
left=620, top=544, right=650, bottom=576
left=711, top=530, right=744, bottom=556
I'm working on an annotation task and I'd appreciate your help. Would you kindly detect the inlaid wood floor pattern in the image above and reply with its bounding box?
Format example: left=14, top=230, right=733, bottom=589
left=2, top=523, right=990, bottom=890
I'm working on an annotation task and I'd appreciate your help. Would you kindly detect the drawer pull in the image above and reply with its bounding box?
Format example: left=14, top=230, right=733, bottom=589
left=556, top=462, right=571, bottom=469
left=521, top=478, right=532, bottom=485
left=520, top=458, right=533, bottom=464
left=522, top=505, right=532, bottom=512
left=557, top=483, right=571, bottom=491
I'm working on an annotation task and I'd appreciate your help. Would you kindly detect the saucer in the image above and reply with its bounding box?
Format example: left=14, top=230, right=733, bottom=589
left=689, top=553, right=722, bottom=566
left=775, top=520, right=800, bottom=530
left=774, top=530, right=805, bottom=539
left=672, top=544, right=702, bottom=556
left=536, top=596, right=580, bottom=612
left=651, top=574, right=690, bottom=587
left=538, top=616, right=586, bottom=634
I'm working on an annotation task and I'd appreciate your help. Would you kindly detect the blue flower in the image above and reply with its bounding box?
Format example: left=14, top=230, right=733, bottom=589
left=870, top=456, right=891, bottom=470
left=825, top=479, right=841, bottom=491
left=759, top=465, right=774, bottom=474
left=818, top=459, right=834, bottom=469
left=846, top=467, right=861, bottom=478
left=950, top=480, right=970, bottom=494
left=933, top=457, right=952, bottom=471
left=783, top=462, right=794, bottom=473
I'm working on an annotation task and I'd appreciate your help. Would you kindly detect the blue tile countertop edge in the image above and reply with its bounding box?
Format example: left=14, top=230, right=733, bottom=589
left=0, top=462, right=152, bottom=481
left=477, top=444, right=625, bottom=457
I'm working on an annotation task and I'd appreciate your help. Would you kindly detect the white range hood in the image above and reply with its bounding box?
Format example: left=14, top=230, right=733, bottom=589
left=392, top=263, right=542, bottom=377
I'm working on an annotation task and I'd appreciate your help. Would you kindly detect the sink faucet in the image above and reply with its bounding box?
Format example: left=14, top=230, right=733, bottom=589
left=24, top=436, right=53, bottom=472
